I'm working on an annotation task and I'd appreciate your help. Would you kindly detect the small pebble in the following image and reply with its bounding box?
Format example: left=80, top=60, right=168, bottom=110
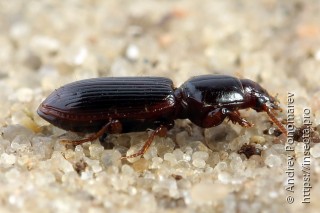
left=192, top=158, right=206, bottom=168
left=132, top=158, right=149, bottom=172
left=250, top=135, right=266, bottom=144
left=192, top=151, right=209, bottom=161
left=154, top=137, right=175, bottom=157
left=190, top=182, right=231, bottom=203
left=172, top=149, right=184, bottom=161
left=121, top=164, right=135, bottom=176
left=218, top=171, right=232, bottom=184
left=215, top=161, right=228, bottom=172
left=150, top=157, right=163, bottom=169
left=101, top=150, right=121, bottom=168
left=73, top=47, right=88, bottom=65
left=89, top=143, right=104, bottom=159
left=264, top=154, right=282, bottom=167
left=0, top=153, right=16, bottom=167
left=30, top=35, right=60, bottom=55
left=310, top=143, right=320, bottom=158
left=164, top=153, right=177, bottom=165
left=125, top=44, right=140, bottom=61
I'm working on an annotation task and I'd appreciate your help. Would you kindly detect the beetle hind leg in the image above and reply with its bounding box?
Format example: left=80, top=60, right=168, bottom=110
left=60, top=120, right=122, bottom=146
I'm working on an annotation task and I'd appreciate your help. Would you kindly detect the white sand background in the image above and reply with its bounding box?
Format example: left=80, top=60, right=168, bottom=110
left=0, top=1, right=320, bottom=212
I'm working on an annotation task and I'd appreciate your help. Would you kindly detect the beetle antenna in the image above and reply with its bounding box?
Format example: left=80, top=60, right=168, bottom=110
left=263, top=105, right=287, bottom=135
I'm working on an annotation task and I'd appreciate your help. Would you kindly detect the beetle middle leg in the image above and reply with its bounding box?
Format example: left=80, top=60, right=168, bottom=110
left=122, top=120, right=174, bottom=159
left=61, top=120, right=122, bottom=146
left=201, top=108, right=252, bottom=128
left=121, top=125, right=168, bottom=159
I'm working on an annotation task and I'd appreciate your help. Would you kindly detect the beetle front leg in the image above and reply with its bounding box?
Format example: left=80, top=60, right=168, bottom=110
left=201, top=108, right=253, bottom=128
left=61, top=120, right=122, bottom=146
left=222, top=108, right=253, bottom=127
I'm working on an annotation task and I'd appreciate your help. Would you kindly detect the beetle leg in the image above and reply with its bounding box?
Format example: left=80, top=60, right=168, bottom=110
left=222, top=109, right=253, bottom=127
left=122, top=125, right=168, bottom=159
left=99, top=132, right=109, bottom=143
left=200, top=108, right=226, bottom=128
left=201, top=108, right=252, bottom=128
left=61, top=120, right=122, bottom=146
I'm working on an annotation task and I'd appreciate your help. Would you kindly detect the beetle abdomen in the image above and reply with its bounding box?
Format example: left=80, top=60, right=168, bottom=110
left=38, top=77, right=176, bottom=132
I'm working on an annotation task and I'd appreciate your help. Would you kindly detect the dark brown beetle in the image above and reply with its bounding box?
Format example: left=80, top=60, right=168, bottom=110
left=37, top=75, right=287, bottom=158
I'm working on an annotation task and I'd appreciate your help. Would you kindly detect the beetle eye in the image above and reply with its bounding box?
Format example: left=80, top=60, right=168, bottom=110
left=257, top=97, right=265, bottom=105
left=255, top=97, right=267, bottom=111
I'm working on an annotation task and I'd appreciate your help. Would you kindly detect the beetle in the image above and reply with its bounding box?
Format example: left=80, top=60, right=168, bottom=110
left=37, top=75, right=287, bottom=158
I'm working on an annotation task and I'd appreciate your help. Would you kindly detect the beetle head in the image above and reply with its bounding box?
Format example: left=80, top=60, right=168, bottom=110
left=240, top=79, right=280, bottom=112
left=240, top=79, right=287, bottom=135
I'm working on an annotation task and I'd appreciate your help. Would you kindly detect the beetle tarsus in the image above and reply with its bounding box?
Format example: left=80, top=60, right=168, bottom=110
left=121, top=125, right=168, bottom=159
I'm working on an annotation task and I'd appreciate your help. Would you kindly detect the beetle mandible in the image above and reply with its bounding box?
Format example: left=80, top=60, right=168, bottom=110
left=37, top=75, right=287, bottom=158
